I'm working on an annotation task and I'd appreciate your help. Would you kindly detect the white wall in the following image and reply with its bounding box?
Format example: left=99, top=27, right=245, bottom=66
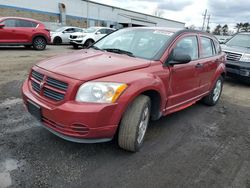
left=0, top=0, right=185, bottom=28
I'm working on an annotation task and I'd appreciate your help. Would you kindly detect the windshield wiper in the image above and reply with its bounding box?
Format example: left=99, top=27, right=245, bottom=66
left=103, top=48, right=135, bottom=57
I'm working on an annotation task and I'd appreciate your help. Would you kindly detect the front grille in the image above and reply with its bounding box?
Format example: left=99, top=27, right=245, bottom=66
left=70, top=35, right=77, bottom=39
left=224, top=51, right=242, bottom=61
left=42, top=117, right=89, bottom=136
left=30, top=70, right=68, bottom=102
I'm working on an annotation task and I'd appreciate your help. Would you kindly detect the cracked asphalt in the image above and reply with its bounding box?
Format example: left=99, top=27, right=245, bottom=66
left=0, top=45, right=250, bottom=188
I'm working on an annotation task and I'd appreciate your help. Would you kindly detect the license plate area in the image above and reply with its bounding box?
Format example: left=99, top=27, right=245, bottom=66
left=27, top=100, right=41, bottom=121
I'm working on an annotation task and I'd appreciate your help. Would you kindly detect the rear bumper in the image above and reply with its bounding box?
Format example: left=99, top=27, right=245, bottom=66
left=22, top=79, right=120, bottom=142
left=226, top=60, right=250, bottom=80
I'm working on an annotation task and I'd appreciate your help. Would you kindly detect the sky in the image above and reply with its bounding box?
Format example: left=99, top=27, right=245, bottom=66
left=91, top=0, right=250, bottom=31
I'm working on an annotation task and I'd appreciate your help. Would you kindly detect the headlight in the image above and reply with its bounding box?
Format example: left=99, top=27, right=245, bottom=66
left=240, top=53, right=250, bottom=62
left=76, top=82, right=128, bottom=103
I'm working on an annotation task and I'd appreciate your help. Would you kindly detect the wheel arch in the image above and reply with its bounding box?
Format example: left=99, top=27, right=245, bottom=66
left=32, top=34, right=49, bottom=44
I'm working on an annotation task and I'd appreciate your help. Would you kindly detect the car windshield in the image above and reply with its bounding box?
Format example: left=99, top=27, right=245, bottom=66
left=84, top=28, right=98, bottom=33
left=93, top=29, right=174, bottom=60
left=226, top=34, right=250, bottom=48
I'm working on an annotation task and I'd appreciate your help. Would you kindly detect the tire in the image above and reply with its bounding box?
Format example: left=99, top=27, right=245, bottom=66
left=53, top=37, right=62, bottom=45
left=73, top=44, right=79, bottom=49
left=33, top=37, right=47, bottom=50
left=84, top=39, right=94, bottom=48
left=118, top=95, right=151, bottom=152
left=202, top=76, right=223, bottom=106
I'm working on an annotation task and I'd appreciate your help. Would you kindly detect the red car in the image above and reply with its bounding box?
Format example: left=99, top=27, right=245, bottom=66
left=0, top=17, right=50, bottom=50
left=22, top=27, right=226, bottom=152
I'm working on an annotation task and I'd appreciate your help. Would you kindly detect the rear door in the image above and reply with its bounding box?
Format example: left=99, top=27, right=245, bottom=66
left=166, top=34, right=200, bottom=108
left=197, top=35, right=219, bottom=93
left=14, top=19, right=38, bottom=43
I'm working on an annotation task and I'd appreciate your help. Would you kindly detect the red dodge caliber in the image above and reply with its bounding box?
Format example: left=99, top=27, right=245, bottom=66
left=22, top=27, right=226, bottom=152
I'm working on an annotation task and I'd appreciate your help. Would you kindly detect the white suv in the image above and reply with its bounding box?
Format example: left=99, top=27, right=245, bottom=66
left=69, top=27, right=115, bottom=49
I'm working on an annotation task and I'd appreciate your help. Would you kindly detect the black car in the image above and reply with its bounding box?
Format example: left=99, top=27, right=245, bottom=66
left=221, top=32, right=250, bottom=83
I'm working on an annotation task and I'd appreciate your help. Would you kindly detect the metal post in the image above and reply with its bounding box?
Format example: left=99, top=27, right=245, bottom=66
left=86, top=0, right=89, bottom=28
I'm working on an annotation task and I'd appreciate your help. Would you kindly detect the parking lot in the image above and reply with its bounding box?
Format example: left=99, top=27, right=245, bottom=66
left=0, top=45, right=250, bottom=188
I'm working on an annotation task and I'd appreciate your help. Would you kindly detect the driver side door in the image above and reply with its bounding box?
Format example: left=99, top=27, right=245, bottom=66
left=166, top=35, right=201, bottom=110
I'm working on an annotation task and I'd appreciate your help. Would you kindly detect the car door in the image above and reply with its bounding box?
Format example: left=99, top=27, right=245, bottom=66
left=166, top=35, right=200, bottom=109
left=0, top=19, right=17, bottom=43
left=62, top=28, right=75, bottom=43
left=14, top=19, right=38, bottom=43
left=196, top=36, right=219, bottom=94
left=94, top=29, right=107, bottom=41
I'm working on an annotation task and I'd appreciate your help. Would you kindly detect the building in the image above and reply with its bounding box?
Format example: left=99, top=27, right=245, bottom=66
left=0, top=0, right=185, bottom=30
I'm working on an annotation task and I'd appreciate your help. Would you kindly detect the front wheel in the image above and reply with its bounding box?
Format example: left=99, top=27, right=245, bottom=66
left=33, top=37, right=47, bottom=50
left=202, top=76, right=223, bottom=106
left=73, top=44, right=79, bottom=49
left=118, top=95, right=151, bottom=152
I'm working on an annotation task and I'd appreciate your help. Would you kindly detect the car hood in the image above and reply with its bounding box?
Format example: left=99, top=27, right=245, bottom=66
left=221, top=44, right=250, bottom=54
left=36, top=49, right=151, bottom=81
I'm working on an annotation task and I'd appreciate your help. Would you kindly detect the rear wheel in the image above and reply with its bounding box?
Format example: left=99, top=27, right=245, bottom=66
left=53, top=37, right=62, bottom=45
left=118, top=95, right=151, bottom=152
left=202, top=76, right=223, bottom=106
left=33, top=37, right=47, bottom=50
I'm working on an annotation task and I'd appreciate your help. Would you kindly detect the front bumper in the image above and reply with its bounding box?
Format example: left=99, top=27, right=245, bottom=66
left=22, top=79, right=120, bottom=143
left=226, top=60, right=250, bottom=80
left=69, top=38, right=86, bottom=45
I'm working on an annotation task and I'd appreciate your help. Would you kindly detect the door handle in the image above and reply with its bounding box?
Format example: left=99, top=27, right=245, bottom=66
left=195, top=63, right=203, bottom=68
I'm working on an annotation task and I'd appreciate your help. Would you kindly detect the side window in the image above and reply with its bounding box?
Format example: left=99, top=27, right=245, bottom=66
left=106, top=29, right=114, bottom=34
left=75, top=28, right=83, bottom=32
left=3, top=19, right=16, bottom=27
left=213, top=39, right=222, bottom=54
left=98, top=29, right=106, bottom=34
left=201, top=37, right=214, bottom=58
left=15, top=20, right=36, bottom=27
left=64, top=28, right=74, bottom=33
left=174, top=36, right=199, bottom=60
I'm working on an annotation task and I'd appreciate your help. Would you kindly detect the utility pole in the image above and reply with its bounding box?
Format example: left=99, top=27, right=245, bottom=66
left=86, top=0, right=89, bottom=28
left=206, top=15, right=211, bottom=32
left=201, top=9, right=207, bottom=31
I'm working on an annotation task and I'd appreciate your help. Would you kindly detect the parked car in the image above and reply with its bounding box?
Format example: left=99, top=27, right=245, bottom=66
left=214, top=35, right=231, bottom=44
left=0, top=17, right=50, bottom=50
left=51, top=27, right=85, bottom=44
left=22, top=27, right=226, bottom=152
left=69, top=27, right=115, bottom=49
left=221, top=32, right=250, bottom=83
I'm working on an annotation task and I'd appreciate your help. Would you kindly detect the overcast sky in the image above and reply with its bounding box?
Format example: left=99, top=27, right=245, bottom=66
left=92, top=0, right=250, bottom=31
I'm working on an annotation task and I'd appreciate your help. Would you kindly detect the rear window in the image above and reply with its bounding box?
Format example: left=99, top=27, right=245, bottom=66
left=2, top=19, right=38, bottom=27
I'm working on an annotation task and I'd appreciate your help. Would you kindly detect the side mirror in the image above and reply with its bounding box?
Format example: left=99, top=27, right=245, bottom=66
left=0, top=24, right=5, bottom=28
left=96, top=31, right=101, bottom=35
left=168, top=50, right=191, bottom=65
